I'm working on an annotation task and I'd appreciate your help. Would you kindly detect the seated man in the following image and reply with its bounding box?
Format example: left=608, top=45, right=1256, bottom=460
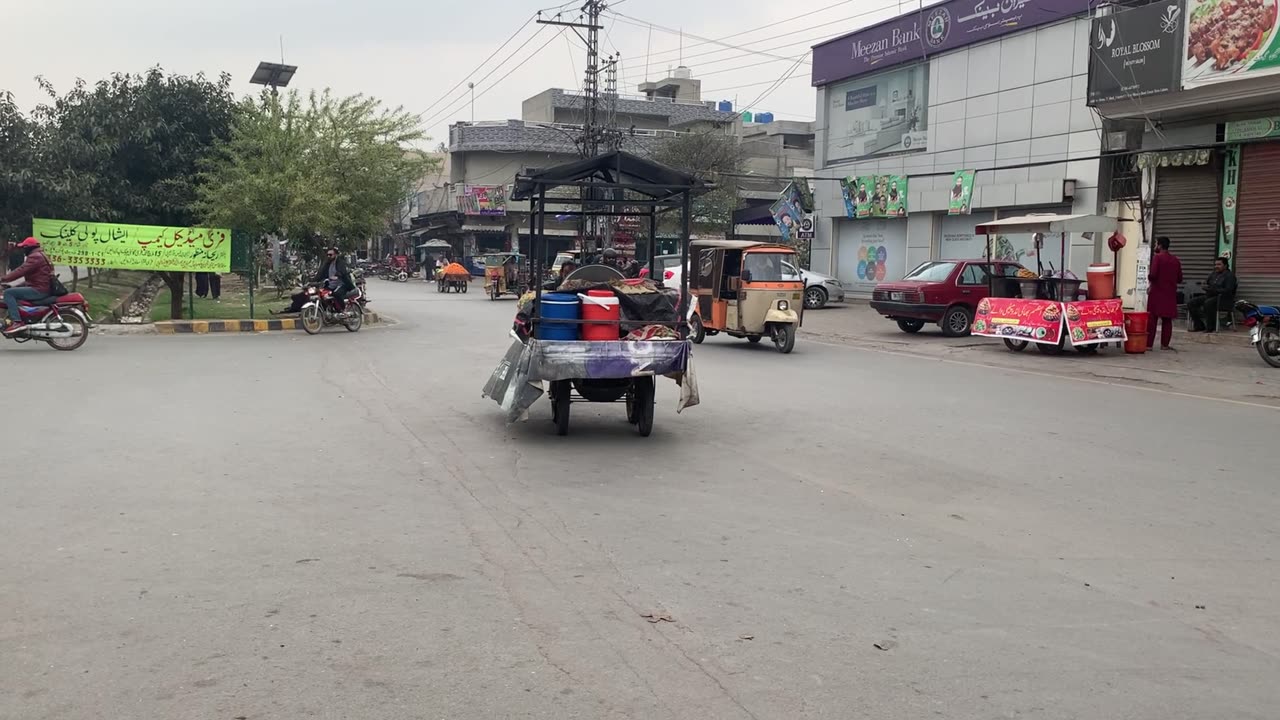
left=544, top=259, right=578, bottom=290
left=1188, top=256, right=1238, bottom=332
left=1, top=237, right=53, bottom=335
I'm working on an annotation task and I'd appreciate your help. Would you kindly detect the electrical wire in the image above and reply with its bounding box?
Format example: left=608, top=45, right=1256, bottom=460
left=411, top=14, right=538, bottom=124
left=417, top=24, right=559, bottom=130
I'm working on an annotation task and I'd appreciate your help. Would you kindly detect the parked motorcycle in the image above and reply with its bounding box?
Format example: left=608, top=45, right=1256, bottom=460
left=300, top=284, right=365, bottom=334
left=1235, top=300, right=1280, bottom=367
left=0, top=285, right=91, bottom=351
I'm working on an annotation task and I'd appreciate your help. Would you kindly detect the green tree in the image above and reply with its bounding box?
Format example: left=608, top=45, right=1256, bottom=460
left=33, top=69, right=237, bottom=318
left=197, top=89, right=432, bottom=262
left=648, top=131, right=744, bottom=236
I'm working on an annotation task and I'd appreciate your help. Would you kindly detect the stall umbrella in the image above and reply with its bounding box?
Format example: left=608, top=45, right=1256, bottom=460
left=971, top=214, right=1130, bottom=356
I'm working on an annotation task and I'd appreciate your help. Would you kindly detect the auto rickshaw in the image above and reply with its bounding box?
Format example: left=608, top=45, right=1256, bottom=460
left=686, top=240, right=804, bottom=353
left=483, top=253, right=527, bottom=300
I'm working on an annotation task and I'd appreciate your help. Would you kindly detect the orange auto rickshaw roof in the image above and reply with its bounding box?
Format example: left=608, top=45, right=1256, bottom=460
left=689, top=239, right=796, bottom=253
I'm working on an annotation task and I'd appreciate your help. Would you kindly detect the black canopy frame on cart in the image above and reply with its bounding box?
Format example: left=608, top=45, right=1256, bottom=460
left=511, top=150, right=710, bottom=337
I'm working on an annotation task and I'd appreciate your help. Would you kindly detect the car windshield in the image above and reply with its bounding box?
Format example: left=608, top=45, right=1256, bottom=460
left=743, top=252, right=791, bottom=282
left=904, top=262, right=957, bottom=282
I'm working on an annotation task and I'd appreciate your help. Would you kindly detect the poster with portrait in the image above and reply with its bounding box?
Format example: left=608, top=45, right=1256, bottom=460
left=947, top=169, right=975, bottom=215
left=771, top=197, right=803, bottom=241
left=840, top=177, right=857, bottom=218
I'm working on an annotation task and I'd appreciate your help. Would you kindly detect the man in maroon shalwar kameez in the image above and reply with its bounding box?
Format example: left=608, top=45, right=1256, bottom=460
left=1147, top=236, right=1183, bottom=350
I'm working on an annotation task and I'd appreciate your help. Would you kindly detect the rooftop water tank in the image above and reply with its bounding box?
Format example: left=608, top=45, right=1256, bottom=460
left=673, top=65, right=692, bottom=79
left=741, top=111, right=754, bottom=123
left=757, top=112, right=774, bottom=124
left=717, top=100, right=733, bottom=112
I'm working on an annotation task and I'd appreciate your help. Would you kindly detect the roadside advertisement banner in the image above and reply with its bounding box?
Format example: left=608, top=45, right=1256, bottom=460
left=840, top=177, right=857, bottom=218
left=841, top=175, right=909, bottom=219
left=1087, top=0, right=1184, bottom=104
left=1219, top=145, right=1240, bottom=257
left=770, top=197, right=803, bottom=241
left=1183, top=0, right=1280, bottom=88
left=31, top=218, right=231, bottom=273
left=812, top=0, right=1094, bottom=85
left=457, top=185, right=508, bottom=216
left=972, top=297, right=1064, bottom=345
left=1063, top=299, right=1128, bottom=345
left=790, top=178, right=815, bottom=213
left=948, top=170, right=976, bottom=215
left=825, top=63, right=929, bottom=165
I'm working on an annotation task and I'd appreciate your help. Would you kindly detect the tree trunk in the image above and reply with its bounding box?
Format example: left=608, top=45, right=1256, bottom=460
left=70, top=266, right=79, bottom=291
left=163, top=272, right=186, bottom=320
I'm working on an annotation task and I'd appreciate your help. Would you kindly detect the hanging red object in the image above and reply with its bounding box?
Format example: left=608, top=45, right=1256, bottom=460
left=1107, top=232, right=1127, bottom=252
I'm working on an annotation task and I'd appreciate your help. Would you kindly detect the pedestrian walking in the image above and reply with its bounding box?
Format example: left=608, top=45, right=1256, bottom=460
left=1147, top=236, right=1183, bottom=350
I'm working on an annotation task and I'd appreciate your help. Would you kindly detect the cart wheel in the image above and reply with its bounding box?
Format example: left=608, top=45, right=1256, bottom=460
left=1076, top=345, right=1099, bottom=355
left=634, top=377, right=655, bottom=437
left=552, top=380, right=571, bottom=436
left=1036, top=341, right=1065, bottom=355
left=625, top=388, right=638, bottom=424
left=689, top=314, right=705, bottom=344
left=1003, top=339, right=1029, bottom=352
left=461, top=282, right=468, bottom=294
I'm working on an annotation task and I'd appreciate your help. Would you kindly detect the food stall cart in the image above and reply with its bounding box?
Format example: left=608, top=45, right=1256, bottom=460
left=481, top=151, right=702, bottom=436
left=971, top=214, right=1128, bottom=355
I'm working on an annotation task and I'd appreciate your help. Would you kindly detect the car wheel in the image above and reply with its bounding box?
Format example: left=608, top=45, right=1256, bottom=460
left=940, top=306, right=973, bottom=337
left=896, top=319, right=925, bottom=333
left=803, top=286, right=828, bottom=310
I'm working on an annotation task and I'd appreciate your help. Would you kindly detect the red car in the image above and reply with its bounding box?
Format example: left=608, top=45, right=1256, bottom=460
left=871, top=260, right=1026, bottom=337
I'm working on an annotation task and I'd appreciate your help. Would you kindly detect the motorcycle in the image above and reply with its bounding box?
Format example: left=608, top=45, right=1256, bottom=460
left=0, top=285, right=91, bottom=351
left=1236, top=300, right=1280, bottom=368
left=300, top=284, right=365, bottom=335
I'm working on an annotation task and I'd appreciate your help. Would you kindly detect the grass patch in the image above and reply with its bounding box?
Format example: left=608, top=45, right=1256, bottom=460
left=65, top=270, right=152, bottom=322
left=150, top=282, right=256, bottom=322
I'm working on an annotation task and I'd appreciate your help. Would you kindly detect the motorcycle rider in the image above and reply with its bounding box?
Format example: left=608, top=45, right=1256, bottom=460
left=1, top=237, right=54, bottom=336
left=312, top=246, right=357, bottom=313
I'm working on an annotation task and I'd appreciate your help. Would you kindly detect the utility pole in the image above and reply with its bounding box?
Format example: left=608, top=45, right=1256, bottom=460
left=538, top=2, right=621, bottom=256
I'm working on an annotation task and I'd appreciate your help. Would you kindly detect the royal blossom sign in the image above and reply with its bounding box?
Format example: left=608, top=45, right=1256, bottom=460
left=812, top=0, right=1094, bottom=85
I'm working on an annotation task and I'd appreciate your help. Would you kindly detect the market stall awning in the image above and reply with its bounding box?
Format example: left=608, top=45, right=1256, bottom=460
left=511, top=150, right=710, bottom=201
left=416, top=239, right=453, bottom=249
left=461, top=224, right=510, bottom=234
left=974, top=214, right=1118, bottom=236
left=517, top=227, right=577, bottom=237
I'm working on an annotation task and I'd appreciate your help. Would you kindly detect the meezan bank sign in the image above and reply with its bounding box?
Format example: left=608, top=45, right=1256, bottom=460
left=813, top=0, right=1094, bottom=86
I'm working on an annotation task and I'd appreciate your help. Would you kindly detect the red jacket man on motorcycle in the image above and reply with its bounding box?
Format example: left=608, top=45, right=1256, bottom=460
left=1, top=237, right=54, bottom=335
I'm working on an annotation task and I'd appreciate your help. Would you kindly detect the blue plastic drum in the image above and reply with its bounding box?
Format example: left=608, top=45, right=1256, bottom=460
left=538, top=292, right=581, bottom=340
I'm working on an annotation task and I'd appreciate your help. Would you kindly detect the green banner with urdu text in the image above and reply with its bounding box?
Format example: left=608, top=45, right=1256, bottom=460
left=32, top=219, right=232, bottom=273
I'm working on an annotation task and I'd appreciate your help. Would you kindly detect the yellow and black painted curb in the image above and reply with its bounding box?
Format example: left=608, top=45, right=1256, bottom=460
left=155, top=313, right=381, bottom=335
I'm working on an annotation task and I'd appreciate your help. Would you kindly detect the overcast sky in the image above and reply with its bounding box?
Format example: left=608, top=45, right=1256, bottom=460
left=2, top=0, right=917, bottom=145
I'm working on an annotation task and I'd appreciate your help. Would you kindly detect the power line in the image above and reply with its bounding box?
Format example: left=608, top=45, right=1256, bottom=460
left=619, top=0, right=862, bottom=64
left=411, top=14, right=538, bottom=124
left=417, top=24, right=557, bottom=130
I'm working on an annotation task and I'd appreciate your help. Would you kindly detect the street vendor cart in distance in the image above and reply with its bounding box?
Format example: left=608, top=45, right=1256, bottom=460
left=970, top=214, right=1129, bottom=356
left=482, top=151, right=704, bottom=437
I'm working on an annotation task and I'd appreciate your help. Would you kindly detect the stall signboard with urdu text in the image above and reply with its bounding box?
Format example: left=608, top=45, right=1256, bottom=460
left=1063, top=299, right=1127, bottom=345
left=972, top=297, right=1064, bottom=344
left=32, top=219, right=231, bottom=273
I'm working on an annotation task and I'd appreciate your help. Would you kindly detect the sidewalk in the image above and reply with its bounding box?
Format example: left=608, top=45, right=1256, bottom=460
left=800, top=302, right=1280, bottom=407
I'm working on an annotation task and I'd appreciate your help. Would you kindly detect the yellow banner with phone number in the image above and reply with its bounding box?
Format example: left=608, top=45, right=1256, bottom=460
left=31, top=218, right=231, bottom=273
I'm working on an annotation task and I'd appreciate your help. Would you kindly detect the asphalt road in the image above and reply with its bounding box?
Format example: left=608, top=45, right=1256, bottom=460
left=3, top=279, right=1277, bottom=720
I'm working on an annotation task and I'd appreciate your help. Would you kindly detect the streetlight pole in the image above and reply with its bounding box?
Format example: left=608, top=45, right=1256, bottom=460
left=468, top=82, right=475, bottom=122
left=249, top=61, right=299, bottom=285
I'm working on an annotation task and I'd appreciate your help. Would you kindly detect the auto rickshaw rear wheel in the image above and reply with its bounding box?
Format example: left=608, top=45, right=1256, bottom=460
left=689, top=314, right=705, bottom=344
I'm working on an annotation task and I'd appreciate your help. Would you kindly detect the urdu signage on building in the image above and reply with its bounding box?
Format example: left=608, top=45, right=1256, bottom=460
left=812, top=0, right=1094, bottom=86
left=1087, top=0, right=1184, bottom=104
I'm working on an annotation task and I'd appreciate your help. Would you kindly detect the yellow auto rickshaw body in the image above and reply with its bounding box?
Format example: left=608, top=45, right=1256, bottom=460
left=686, top=240, right=804, bottom=353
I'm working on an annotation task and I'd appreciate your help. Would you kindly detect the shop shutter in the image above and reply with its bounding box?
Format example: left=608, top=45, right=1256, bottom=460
left=1235, top=143, right=1280, bottom=304
left=1151, top=164, right=1220, bottom=304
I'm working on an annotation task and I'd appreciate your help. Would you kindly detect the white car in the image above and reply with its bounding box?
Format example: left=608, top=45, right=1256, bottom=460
left=653, top=254, right=843, bottom=309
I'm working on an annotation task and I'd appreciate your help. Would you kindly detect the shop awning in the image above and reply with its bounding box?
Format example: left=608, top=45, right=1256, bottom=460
left=733, top=202, right=777, bottom=226
left=974, top=214, right=1118, bottom=236
left=517, top=228, right=577, bottom=237
left=461, top=225, right=509, bottom=234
